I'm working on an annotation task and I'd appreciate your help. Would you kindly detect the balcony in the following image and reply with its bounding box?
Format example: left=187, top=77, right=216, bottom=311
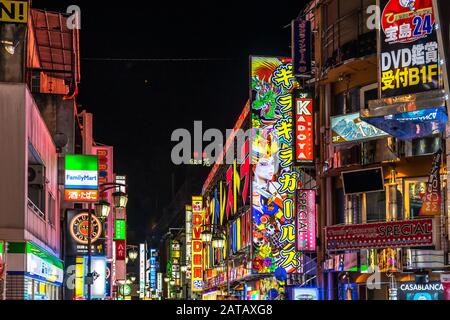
left=321, top=5, right=377, bottom=80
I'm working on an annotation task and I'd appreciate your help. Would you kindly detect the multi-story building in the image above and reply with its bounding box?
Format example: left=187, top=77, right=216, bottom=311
left=0, top=7, right=79, bottom=300
left=0, top=5, right=128, bottom=300
left=310, top=0, right=449, bottom=300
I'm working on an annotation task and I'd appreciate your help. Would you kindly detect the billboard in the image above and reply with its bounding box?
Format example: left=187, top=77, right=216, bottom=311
left=296, top=190, right=316, bottom=252
left=294, top=91, right=314, bottom=163
left=185, top=205, right=192, bottom=280
left=331, top=112, right=389, bottom=144
left=115, top=220, right=126, bottom=240
left=398, top=281, right=444, bottom=300
left=0, top=0, right=28, bottom=23
left=90, top=256, right=107, bottom=299
left=149, top=249, right=157, bottom=290
left=251, top=56, right=302, bottom=274
left=191, top=196, right=204, bottom=292
left=64, top=155, right=99, bottom=202
left=326, top=218, right=435, bottom=251
left=292, top=19, right=312, bottom=76
left=139, top=243, right=146, bottom=299
left=66, top=210, right=105, bottom=256
left=379, top=0, right=441, bottom=98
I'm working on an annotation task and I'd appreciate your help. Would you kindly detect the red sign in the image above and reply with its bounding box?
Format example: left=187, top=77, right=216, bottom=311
left=297, top=190, right=316, bottom=251
left=64, top=189, right=98, bottom=202
left=420, top=149, right=442, bottom=216
left=295, top=92, right=314, bottom=163
left=326, top=219, right=435, bottom=251
left=115, top=240, right=126, bottom=261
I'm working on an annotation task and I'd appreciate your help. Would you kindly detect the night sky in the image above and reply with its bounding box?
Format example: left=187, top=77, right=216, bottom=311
left=33, top=0, right=307, bottom=243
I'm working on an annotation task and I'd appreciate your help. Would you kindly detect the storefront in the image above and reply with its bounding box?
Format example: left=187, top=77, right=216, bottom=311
left=4, top=242, right=63, bottom=300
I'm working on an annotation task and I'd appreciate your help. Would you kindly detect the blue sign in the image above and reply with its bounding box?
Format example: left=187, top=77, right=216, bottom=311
left=149, top=249, right=157, bottom=290
left=362, top=107, right=448, bottom=141
left=331, top=112, right=389, bottom=144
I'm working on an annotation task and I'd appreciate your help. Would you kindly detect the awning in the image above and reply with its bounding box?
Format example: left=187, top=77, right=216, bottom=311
left=361, top=90, right=448, bottom=141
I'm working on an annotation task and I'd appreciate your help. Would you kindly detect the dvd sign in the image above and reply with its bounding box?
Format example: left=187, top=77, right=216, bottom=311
left=379, top=0, right=440, bottom=98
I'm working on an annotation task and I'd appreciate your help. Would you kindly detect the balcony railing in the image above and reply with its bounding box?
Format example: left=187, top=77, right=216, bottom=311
left=322, top=8, right=376, bottom=72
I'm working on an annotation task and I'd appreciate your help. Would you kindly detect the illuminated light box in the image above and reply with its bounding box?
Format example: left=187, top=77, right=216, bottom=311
left=64, top=155, right=99, bottom=202
left=362, top=107, right=447, bottom=141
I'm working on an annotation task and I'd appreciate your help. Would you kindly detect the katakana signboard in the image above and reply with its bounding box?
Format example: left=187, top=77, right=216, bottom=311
left=379, top=0, right=441, bottom=98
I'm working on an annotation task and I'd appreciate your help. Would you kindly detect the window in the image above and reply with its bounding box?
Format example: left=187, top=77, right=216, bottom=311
left=47, top=193, right=56, bottom=226
left=366, top=191, right=386, bottom=222
left=403, top=177, right=428, bottom=219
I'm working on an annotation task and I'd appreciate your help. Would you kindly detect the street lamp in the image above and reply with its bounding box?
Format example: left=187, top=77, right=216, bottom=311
left=164, top=276, right=170, bottom=283
left=212, top=233, right=225, bottom=249
left=113, top=191, right=128, bottom=209
left=128, top=248, right=138, bottom=262
left=201, top=230, right=212, bottom=243
left=94, top=200, right=111, bottom=219
left=86, top=182, right=127, bottom=301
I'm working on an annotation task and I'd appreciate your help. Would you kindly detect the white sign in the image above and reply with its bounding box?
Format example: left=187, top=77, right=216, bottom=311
left=65, top=170, right=98, bottom=189
left=157, top=272, right=163, bottom=293
left=27, top=254, right=63, bottom=285
left=139, top=243, right=146, bottom=299
left=91, top=257, right=106, bottom=299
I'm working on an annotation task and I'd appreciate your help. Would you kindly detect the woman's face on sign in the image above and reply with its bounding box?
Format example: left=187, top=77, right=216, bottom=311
left=255, top=156, right=275, bottom=182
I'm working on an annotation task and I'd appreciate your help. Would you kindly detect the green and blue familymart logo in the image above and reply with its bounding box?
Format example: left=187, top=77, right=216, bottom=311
left=65, top=155, right=98, bottom=190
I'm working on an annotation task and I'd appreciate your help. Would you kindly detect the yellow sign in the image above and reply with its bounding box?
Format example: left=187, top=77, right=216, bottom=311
left=191, top=196, right=203, bottom=293
left=0, top=0, right=28, bottom=23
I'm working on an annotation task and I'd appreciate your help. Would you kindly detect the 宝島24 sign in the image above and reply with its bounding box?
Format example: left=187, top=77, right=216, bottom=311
left=379, top=0, right=441, bottom=98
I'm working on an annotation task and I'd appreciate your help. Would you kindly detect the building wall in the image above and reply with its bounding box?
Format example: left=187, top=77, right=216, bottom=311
left=0, top=83, right=60, bottom=256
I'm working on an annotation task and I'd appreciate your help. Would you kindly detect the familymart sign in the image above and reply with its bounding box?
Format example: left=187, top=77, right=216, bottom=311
left=64, top=155, right=99, bottom=202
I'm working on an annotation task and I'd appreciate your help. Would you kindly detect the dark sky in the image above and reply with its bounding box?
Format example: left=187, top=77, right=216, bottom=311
left=33, top=0, right=307, bottom=243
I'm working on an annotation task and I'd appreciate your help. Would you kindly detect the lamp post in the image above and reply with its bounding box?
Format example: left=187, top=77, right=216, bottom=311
left=86, top=182, right=128, bottom=300
left=202, top=224, right=229, bottom=299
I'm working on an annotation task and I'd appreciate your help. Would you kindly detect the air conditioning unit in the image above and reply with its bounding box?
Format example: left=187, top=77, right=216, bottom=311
left=28, top=165, right=45, bottom=185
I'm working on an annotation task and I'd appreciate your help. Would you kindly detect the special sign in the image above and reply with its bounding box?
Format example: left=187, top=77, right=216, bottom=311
left=191, top=196, right=203, bottom=292
left=297, top=190, right=316, bottom=252
left=380, top=0, right=440, bottom=98
left=326, top=218, right=435, bottom=251
left=0, top=0, right=28, bottom=23
left=295, top=91, right=314, bottom=163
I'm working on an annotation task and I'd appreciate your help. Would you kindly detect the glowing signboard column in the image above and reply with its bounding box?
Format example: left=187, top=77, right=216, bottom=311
left=296, top=190, right=316, bottom=252
left=250, top=56, right=302, bottom=274
left=139, top=243, right=146, bottom=299
left=185, top=205, right=192, bottom=280
left=191, top=196, right=203, bottom=293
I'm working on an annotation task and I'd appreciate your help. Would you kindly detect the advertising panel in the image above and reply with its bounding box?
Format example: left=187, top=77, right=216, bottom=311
left=294, top=91, right=314, bottom=163
left=191, top=196, right=204, bottom=292
left=251, top=56, right=302, bottom=274
left=331, top=112, right=389, bottom=144
left=379, top=0, right=441, bottom=98
left=185, top=205, right=192, bottom=280
left=115, top=240, right=126, bottom=261
left=398, top=281, right=444, bottom=300
left=296, top=190, right=316, bottom=251
left=90, top=256, right=106, bottom=299
left=139, top=243, right=146, bottom=299
left=292, top=19, right=312, bottom=77
left=0, top=0, right=28, bottom=23
left=292, top=287, right=319, bottom=300
left=66, top=210, right=105, bottom=256
left=115, top=220, right=126, bottom=240
left=326, top=218, right=435, bottom=251
left=419, top=149, right=442, bottom=216
left=64, top=155, right=99, bottom=202
left=149, top=249, right=157, bottom=290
